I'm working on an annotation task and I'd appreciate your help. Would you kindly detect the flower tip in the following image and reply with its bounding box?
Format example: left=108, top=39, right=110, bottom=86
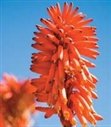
left=32, top=91, right=35, bottom=95
left=46, top=34, right=49, bottom=38
left=40, top=18, right=43, bottom=22
left=98, top=115, right=103, bottom=120
left=30, top=67, right=32, bottom=71
left=100, top=116, right=104, bottom=120
left=56, top=2, right=59, bottom=7
left=90, top=18, right=93, bottom=22
left=75, top=6, right=79, bottom=11
left=64, top=2, right=66, bottom=5
left=98, top=52, right=100, bottom=55
left=46, top=34, right=51, bottom=39
left=33, top=32, right=37, bottom=35
left=36, top=98, right=38, bottom=101
left=95, top=45, right=99, bottom=48
left=69, top=25, right=75, bottom=30
left=31, top=79, right=34, bottom=84
left=35, top=24, right=38, bottom=27
left=32, top=37, right=35, bottom=41
left=35, top=25, right=39, bottom=29
left=58, top=28, right=64, bottom=34
left=96, top=38, right=99, bottom=41
left=44, top=115, right=48, bottom=119
left=64, top=2, right=68, bottom=7
left=32, top=53, right=35, bottom=55
left=31, top=59, right=35, bottom=63
left=92, top=64, right=96, bottom=67
left=70, top=2, right=73, bottom=6
left=50, top=6, right=53, bottom=9
left=30, top=64, right=33, bottom=71
left=47, top=7, right=49, bottom=11
left=35, top=107, right=38, bottom=110
left=94, top=114, right=103, bottom=121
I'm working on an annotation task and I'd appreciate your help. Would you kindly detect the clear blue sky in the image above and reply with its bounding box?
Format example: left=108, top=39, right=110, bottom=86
left=0, top=0, right=111, bottom=127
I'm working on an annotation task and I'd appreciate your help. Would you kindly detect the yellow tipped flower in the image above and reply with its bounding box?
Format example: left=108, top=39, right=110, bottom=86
left=31, top=2, right=103, bottom=127
left=0, top=73, right=36, bottom=127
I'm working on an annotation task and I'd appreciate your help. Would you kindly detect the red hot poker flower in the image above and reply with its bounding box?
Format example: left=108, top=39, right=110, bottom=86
left=0, top=73, right=36, bottom=127
left=31, top=2, right=103, bottom=127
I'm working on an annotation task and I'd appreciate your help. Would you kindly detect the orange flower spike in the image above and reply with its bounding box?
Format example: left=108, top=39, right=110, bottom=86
left=31, top=2, right=103, bottom=127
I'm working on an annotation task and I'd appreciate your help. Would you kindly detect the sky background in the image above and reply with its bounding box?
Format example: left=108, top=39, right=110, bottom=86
left=0, top=0, right=111, bottom=127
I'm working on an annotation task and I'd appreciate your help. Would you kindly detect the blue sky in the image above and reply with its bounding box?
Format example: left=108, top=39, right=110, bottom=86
left=0, top=0, right=111, bottom=127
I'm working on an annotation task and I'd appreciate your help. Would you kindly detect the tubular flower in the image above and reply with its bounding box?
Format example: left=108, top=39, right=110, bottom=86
left=31, top=2, right=103, bottom=127
left=0, top=73, right=35, bottom=127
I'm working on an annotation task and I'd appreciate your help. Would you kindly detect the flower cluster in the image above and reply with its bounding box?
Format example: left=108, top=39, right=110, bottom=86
left=31, top=2, right=103, bottom=127
left=0, top=73, right=35, bottom=127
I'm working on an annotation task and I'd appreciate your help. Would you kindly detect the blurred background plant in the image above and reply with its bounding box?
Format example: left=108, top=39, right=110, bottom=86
left=0, top=73, right=36, bottom=127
